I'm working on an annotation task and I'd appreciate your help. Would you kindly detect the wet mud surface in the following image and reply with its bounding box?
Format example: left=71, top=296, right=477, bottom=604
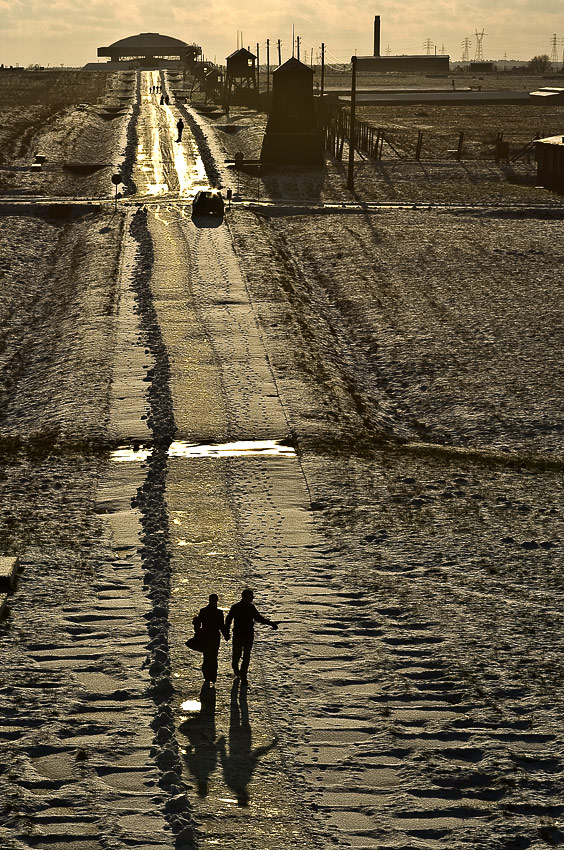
left=0, top=67, right=563, bottom=850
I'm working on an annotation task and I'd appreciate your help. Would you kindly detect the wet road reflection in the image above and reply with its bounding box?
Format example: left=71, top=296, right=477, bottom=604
left=110, top=440, right=296, bottom=463
left=136, top=70, right=209, bottom=199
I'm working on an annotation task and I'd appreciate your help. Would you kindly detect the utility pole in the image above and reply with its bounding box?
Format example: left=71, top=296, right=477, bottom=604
left=292, top=24, right=295, bottom=57
left=266, top=38, right=270, bottom=94
left=347, top=55, right=357, bottom=192
left=277, top=38, right=281, bottom=66
left=256, top=42, right=260, bottom=91
left=321, top=42, right=325, bottom=97
left=297, top=35, right=300, bottom=61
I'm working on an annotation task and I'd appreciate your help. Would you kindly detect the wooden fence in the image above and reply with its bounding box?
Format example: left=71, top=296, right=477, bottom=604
left=318, top=102, right=402, bottom=161
left=317, top=101, right=538, bottom=163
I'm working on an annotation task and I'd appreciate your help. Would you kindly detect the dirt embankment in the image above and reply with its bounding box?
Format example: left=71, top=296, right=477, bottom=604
left=0, top=208, right=125, bottom=447
left=0, top=69, right=136, bottom=197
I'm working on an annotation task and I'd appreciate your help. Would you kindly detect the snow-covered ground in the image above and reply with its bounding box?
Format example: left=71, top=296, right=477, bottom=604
left=0, top=68, right=563, bottom=850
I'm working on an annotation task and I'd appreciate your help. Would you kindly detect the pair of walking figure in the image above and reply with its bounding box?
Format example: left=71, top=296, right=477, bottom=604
left=191, top=589, right=278, bottom=685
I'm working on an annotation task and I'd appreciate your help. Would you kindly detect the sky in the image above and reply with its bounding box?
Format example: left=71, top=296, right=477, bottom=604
left=0, top=0, right=561, bottom=67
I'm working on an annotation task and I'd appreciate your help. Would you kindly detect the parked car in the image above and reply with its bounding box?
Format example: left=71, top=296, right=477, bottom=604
left=192, top=189, right=225, bottom=216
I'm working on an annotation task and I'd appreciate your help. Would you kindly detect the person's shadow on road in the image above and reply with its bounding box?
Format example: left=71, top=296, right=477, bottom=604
left=179, top=682, right=218, bottom=797
left=218, top=680, right=277, bottom=806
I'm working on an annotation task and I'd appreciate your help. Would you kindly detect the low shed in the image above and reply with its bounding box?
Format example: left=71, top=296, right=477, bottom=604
left=536, top=135, right=564, bottom=193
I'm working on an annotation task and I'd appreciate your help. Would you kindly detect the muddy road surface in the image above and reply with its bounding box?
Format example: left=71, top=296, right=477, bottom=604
left=0, top=68, right=564, bottom=850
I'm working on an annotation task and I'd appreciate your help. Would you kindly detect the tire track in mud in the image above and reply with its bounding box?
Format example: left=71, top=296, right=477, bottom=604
left=127, top=207, right=199, bottom=849
left=0, top=208, right=178, bottom=850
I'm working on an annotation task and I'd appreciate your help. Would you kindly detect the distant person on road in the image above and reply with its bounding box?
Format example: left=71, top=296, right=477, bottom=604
left=225, top=589, right=278, bottom=684
left=160, top=94, right=165, bottom=105
left=176, top=118, right=184, bottom=142
left=192, top=594, right=229, bottom=685
left=165, top=94, right=170, bottom=105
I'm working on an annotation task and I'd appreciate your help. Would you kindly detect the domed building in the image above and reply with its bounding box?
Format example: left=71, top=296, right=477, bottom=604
left=85, top=33, right=201, bottom=69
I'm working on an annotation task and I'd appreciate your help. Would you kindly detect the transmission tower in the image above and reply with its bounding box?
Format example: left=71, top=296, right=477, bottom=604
left=461, top=37, right=471, bottom=62
left=385, top=44, right=391, bottom=55
left=474, top=29, right=486, bottom=61
left=550, top=33, right=559, bottom=64
left=440, top=43, right=446, bottom=55
left=423, top=38, right=434, bottom=55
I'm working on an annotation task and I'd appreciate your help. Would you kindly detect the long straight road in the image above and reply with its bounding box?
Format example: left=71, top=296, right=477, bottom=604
left=127, top=70, right=327, bottom=849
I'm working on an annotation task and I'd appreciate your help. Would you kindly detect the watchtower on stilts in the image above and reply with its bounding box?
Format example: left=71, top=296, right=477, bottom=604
left=224, top=47, right=257, bottom=111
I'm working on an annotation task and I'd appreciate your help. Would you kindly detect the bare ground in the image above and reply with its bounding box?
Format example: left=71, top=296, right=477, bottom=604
left=0, top=69, right=564, bottom=850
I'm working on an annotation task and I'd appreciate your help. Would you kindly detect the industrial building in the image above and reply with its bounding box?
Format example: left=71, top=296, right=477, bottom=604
left=355, top=15, right=450, bottom=73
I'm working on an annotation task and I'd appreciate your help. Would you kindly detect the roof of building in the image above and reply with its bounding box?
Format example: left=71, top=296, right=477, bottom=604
left=226, top=48, right=256, bottom=60
left=536, top=135, right=564, bottom=146
left=356, top=54, right=450, bottom=60
left=98, top=32, right=191, bottom=56
left=274, top=57, right=314, bottom=75
left=530, top=87, right=564, bottom=103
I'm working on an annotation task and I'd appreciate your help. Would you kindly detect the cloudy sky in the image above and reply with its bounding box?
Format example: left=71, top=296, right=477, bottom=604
left=0, top=0, right=560, bottom=66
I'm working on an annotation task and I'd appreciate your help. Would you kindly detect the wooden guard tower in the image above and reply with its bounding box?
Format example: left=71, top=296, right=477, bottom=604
left=260, top=57, right=323, bottom=166
left=224, top=48, right=257, bottom=109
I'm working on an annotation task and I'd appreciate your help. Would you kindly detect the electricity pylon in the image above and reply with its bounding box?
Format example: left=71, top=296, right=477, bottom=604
left=461, top=37, right=471, bottom=62
left=423, top=38, right=434, bottom=55
left=550, top=33, right=559, bottom=64
left=474, top=29, right=486, bottom=61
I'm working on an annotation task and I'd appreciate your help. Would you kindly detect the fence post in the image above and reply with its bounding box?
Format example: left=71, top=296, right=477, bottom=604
left=456, top=131, right=464, bottom=161
left=415, top=130, right=423, bottom=161
left=347, top=56, right=357, bottom=190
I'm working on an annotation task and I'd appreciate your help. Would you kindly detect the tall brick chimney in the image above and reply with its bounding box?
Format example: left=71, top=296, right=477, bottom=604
left=374, top=15, right=381, bottom=57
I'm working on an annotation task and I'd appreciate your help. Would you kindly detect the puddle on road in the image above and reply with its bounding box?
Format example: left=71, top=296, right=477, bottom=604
left=110, top=439, right=296, bottom=463
left=111, top=446, right=151, bottom=463
left=169, top=440, right=296, bottom=458
left=180, top=699, right=202, bottom=713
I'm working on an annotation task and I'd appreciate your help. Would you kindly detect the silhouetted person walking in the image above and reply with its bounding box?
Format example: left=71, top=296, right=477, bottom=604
left=176, top=118, right=184, bottom=142
left=160, top=94, right=165, bottom=105
left=192, top=594, right=229, bottom=685
left=225, top=589, right=278, bottom=684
